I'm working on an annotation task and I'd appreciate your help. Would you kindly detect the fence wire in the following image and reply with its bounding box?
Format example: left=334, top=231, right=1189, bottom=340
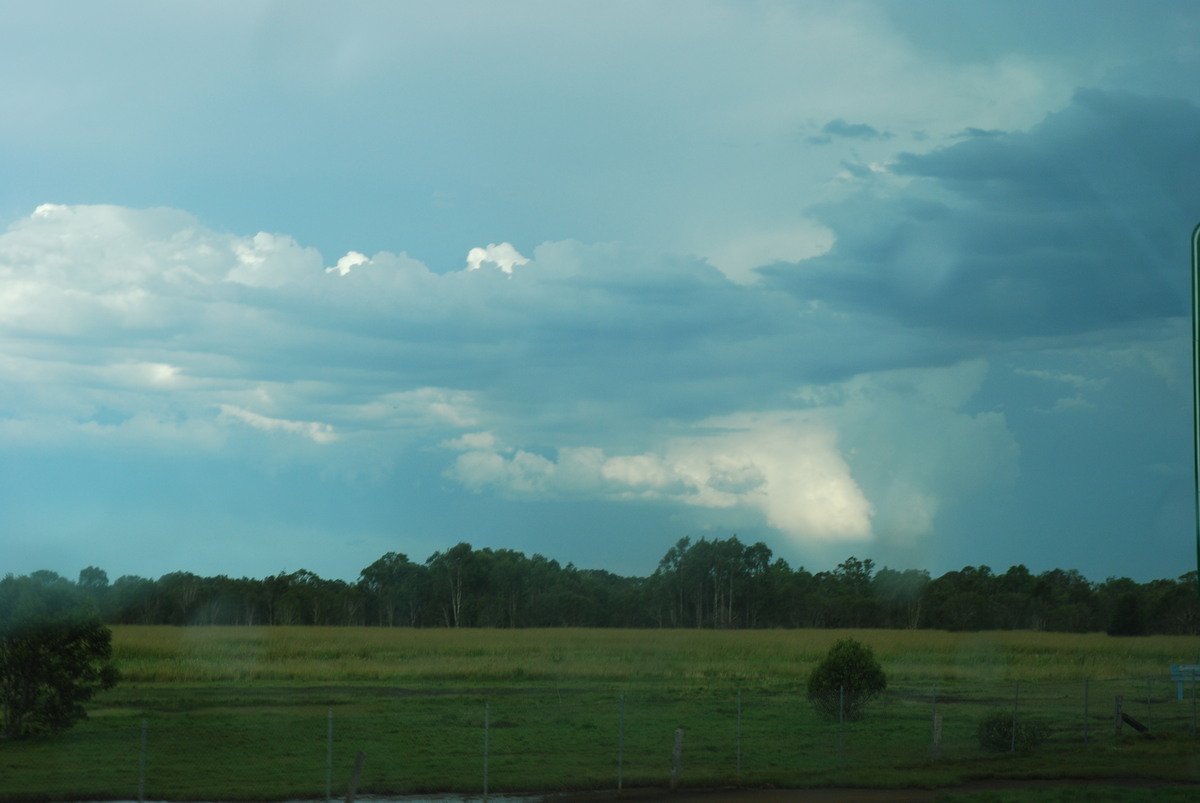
left=318, top=676, right=1200, bottom=794
left=38, top=675, right=1200, bottom=799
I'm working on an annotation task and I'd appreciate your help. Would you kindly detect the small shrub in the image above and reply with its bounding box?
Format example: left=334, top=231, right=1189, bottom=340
left=806, top=638, right=887, bottom=721
left=976, top=709, right=1050, bottom=753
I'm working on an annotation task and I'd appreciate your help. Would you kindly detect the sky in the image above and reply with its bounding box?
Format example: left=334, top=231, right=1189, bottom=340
left=2, top=1, right=1200, bottom=585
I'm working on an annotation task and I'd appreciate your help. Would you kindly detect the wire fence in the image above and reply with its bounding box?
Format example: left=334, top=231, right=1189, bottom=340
left=112, top=675, right=1200, bottom=800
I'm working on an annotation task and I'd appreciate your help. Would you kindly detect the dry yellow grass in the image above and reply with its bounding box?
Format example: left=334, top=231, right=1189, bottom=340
left=110, top=626, right=1200, bottom=685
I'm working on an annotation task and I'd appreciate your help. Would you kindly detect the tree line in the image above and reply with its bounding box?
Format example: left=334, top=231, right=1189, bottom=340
left=13, top=535, right=1200, bottom=634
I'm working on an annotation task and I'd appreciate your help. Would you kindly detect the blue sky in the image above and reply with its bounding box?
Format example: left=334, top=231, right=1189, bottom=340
left=2, top=1, right=1199, bottom=584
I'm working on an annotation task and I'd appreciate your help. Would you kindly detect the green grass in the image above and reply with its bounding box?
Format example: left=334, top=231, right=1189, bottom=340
left=3, top=627, right=1200, bottom=801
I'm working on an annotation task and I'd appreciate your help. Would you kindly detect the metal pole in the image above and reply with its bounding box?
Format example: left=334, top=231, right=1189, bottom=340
left=483, top=702, right=490, bottom=802
left=1192, top=222, right=1200, bottom=596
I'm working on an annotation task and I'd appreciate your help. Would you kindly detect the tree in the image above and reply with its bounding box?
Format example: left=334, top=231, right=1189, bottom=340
left=425, top=543, right=477, bottom=627
left=806, top=638, right=887, bottom=721
left=359, top=552, right=424, bottom=626
left=1106, top=592, right=1146, bottom=636
left=0, top=575, right=119, bottom=739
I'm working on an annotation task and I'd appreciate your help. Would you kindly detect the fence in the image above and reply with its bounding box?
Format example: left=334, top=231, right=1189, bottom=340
left=45, top=675, right=1200, bottom=800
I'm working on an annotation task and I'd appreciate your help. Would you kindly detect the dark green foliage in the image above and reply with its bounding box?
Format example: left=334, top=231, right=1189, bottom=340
left=8, top=540, right=1200, bottom=634
left=1106, top=592, right=1146, bottom=636
left=806, top=638, right=887, bottom=720
left=976, top=709, right=1049, bottom=753
left=0, top=574, right=119, bottom=739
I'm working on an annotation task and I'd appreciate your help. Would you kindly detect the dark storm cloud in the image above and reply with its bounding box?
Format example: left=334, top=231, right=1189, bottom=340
left=770, top=90, right=1200, bottom=339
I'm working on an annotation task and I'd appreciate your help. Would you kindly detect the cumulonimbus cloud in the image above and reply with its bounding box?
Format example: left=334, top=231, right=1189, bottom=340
left=443, top=360, right=1019, bottom=547
left=444, top=413, right=875, bottom=543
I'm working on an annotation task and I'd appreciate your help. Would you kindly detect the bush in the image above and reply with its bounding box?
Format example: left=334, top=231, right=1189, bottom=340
left=806, top=638, right=887, bottom=721
left=976, top=709, right=1050, bottom=753
left=0, top=575, right=119, bottom=739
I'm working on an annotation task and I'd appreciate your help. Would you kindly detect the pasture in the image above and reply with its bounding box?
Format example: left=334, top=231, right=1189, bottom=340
left=2, top=627, right=1199, bottom=801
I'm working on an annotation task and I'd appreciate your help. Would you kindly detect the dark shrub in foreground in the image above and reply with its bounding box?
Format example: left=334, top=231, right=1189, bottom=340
left=806, top=638, right=887, bottom=721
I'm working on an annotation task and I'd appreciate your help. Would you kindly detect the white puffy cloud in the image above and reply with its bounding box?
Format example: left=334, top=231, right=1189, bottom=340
left=326, top=251, right=370, bottom=276
left=228, top=232, right=324, bottom=287
left=0, top=205, right=502, bottom=468
left=656, top=414, right=874, bottom=541
left=466, top=242, right=528, bottom=274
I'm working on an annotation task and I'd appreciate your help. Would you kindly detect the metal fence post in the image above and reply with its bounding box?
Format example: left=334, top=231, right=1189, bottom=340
left=483, top=701, right=490, bottom=802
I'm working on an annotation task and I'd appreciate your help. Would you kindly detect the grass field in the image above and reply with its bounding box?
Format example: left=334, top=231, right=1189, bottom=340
left=2, top=627, right=1200, bottom=801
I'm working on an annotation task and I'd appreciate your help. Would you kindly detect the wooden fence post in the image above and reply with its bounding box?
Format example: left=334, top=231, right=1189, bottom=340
left=138, top=717, right=147, bottom=803
left=736, top=690, right=743, bottom=780
left=1145, top=676, right=1153, bottom=732
left=1114, top=696, right=1123, bottom=735
left=1083, top=678, right=1090, bottom=744
left=326, top=709, right=333, bottom=803
left=1010, top=682, right=1020, bottom=754
left=931, top=684, right=940, bottom=760
left=670, top=728, right=683, bottom=790
left=344, top=751, right=365, bottom=803
left=617, top=695, right=625, bottom=793
left=932, top=712, right=943, bottom=761
left=838, top=686, right=845, bottom=765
